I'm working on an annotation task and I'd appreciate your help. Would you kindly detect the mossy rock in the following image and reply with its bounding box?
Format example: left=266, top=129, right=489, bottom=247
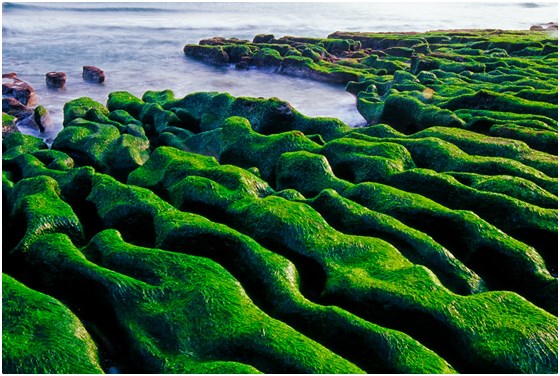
left=225, top=193, right=557, bottom=373
left=307, top=188, right=486, bottom=296
left=2, top=274, right=103, bottom=374
left=342, top=181, right=556, bottom=314
left=183, top=44, right=230, bottom=65
left=275, top=150, right=351, bottom=197
left=63, top=97, right=109, bottom=126
left=358, top=90, right=465, bottom=132
left=52, top=118, right=150, bottom=181
left=106, top=91, right=145, bottom=118
left=3, top=30, right=558, bottom=372
left=7, top=175, right=84, bottom=252
left=320, top=137, right=415, bottom=184
left=2, top=132, right=48, bottom=161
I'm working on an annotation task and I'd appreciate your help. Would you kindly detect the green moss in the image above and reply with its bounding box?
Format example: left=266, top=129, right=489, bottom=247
left=410, top=126, right=557, bottom=177
left=218, top=116, right=321, bottom=184
left=2, top=132, right=48, bottom=161
left=348, top=132, right=558, bottom=196
left=63, top=97, right=109, bottom=126
left=52, top=118, right=150, bottom=181
left=106, top=91, right=145, bottom=118
left=128, top=146, right=273, bottom=212
left=2, top=112, right=15, bottom=127
left=358, top=90, right=465, bottom=132
left=307, top=188, right=486, bottom=295
left=320, top=137, right=415, bottom=184
left=108, top=109, right=143, bottom=127
left=8, top=175, right=84, bottom=252
left=448, top=172, right=558, bottom=209
left=253, top=47, right=283, bottom=67
left=276, top=151, right=351, bottom=197
left=441, top=89, right=558, bottom=120
left=183, top=44, right=230, bottom=65
left=489, top=123, right=558, bottom=155
left=226, top=191, right=557, bottom=373
left=2, top=274, right=103, bottom=374
left=142, top=89, right=176, bottom=105
left=342, top=181, right=556, bottom=313
left=3, top=29, right=558, bottom=372
left=384, top=168, right=557, bottom=255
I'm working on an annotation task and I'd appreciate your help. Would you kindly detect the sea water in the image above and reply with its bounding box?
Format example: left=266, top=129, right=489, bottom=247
left=2, top=2, right=558, bottom=140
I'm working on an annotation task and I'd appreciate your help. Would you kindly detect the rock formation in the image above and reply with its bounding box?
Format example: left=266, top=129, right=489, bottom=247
left=3, top=29, right=558, bottom=374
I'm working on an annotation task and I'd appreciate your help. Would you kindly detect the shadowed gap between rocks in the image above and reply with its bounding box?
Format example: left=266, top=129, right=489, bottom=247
left=243, top=237, right=327, bottom=303
left=392, top=212, right=557, bottom=314
left=96, top=207, right=157, bottom=249
left=321, top=292, right=469, bottom=373
left=510, top=228, right=558, bottom=277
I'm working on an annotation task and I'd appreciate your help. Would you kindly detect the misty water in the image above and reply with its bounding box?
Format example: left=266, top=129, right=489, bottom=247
left=2, top=2, right=558, bottom=141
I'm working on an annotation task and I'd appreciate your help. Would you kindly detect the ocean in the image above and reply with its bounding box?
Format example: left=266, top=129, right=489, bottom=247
left=2, top=2, right=558, bottom=141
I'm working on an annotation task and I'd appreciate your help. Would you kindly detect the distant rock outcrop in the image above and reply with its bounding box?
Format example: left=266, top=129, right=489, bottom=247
left=46, top=72, right=66, bottom=89
left=82, top=66, right=105, bottom=83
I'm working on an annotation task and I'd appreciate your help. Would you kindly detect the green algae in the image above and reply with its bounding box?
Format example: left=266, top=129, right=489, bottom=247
left=342, top=181, right=556, bottom=313
left=225, top=192, right=557, bottom=373
left=276, top=151, right=351, bottom=197
left=2, top=112, right=15, bottom=127
left=307, top=188, right=486, bottom=295
left=2, top=274, right=103, bottom=374
left=26, top=224, right=365, bottom=374
left=87, top=169, right=456, bottom=373
left=407, top=126, right=557, bottom=177
left=347, top=132, right=558, bottom=196
left=7, top=175, right=84, bottom=252
left=448, top=172, right=558, bottom=208
left=63, top=97, right=110, bottom=126
left=2, top=132, right=48, bottom=161
left=52, top=116, right=150, bottom=181
left=3, top=27, right=558, bottom=373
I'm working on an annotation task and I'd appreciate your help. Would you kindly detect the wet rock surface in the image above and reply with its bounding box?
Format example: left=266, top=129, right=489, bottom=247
left=3, top=29, right=558, bottom=374
left=46, top=71, right=67, bottom=89
left=83, top=66, right=105, bottom=83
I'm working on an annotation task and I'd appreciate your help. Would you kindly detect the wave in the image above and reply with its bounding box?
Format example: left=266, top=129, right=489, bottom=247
left=519, top=2, right=542, bottom=8
left=2, top=2, right=186, bottom=14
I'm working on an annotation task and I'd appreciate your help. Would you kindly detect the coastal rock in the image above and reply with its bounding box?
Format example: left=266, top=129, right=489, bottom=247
left=253, top=34, right=275, bottom=43
left=2, top=97, right=33, bottom=119
left=183, top=45, right=229, bottom=66
left=2, top=274, right=103, bottom=374
left=235, top=60, right=249, bottom=70
left=2, top=112, right=19, bottom=135
left=82, top=66, right=105, bottom=83
left=46, top=72, right=66, bottom=89
left=9, top=105, right=51, bottom=133
left=199, top=36, right=249, bottom=45
left=3, top=28, right=559, bottom=374
left=2, top=75, right=37, bottom=106
left=34, top=105, right=53, bottom=132
left=530, top=22, right=558, bottom=31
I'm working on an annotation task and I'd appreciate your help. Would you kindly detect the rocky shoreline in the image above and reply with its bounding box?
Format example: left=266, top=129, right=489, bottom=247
left=2, top=28, right=558, bottom=374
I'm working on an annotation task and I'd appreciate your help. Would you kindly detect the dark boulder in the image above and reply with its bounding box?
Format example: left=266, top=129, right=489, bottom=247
left=82, top=66, right=105, bottom=83
left=2, top=75, right=37, bottom=106
left=253, top=34, right=275, bottom=44
left=2, top=97, right=33, bottom=119
left=530, top=22, right=558, bottom=31
left=235, top=61, right=250, bottom=70
left=46, top=72, right=66, bottom=89
left=183, top=44, right=229, bottom=66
